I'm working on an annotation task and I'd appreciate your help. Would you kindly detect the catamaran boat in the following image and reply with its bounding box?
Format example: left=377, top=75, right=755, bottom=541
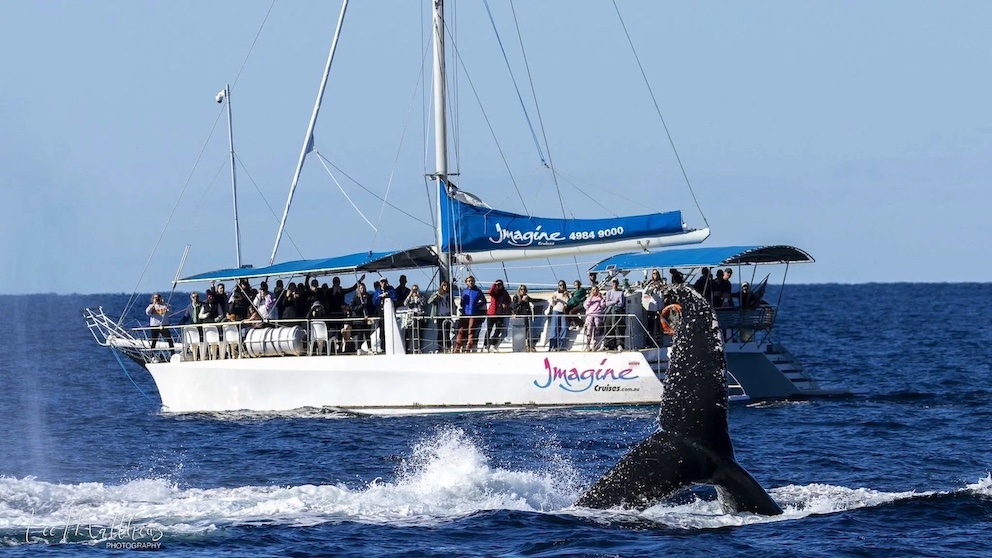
left=84, top=242, right=851, bottom=414
left=83, top=1, right=849, bottom=415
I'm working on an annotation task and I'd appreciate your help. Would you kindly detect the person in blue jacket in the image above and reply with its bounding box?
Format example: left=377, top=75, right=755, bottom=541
left=454, top=275, right=487, bottom=352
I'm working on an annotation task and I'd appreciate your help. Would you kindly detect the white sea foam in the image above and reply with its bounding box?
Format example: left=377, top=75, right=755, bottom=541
left=1, top=428, right=986, bottom=544
left=965, top=472, right=992, bottom=496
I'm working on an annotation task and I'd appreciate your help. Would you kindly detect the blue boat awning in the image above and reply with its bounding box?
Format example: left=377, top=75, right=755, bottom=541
left=589, top=245, right=813, bottom=273
left=177, top=245, right=439, bottom=284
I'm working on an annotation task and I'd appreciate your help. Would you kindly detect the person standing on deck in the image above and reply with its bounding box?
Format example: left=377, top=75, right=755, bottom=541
left=454, top=276, right=486, bottom=352
left=583, top=286, right=607, bottom=350
left=603, top=278, right=626, bottom=350
left=693, top=267, right=713, bottom=301
left=484, top=280, right=512, bottom=352
left=565, top=279, right=589, bottom=330
left=548, top=280, right=570, bottom=351
left=511, top=285, right=535, bottom=352
left=428, top=280, right=453, bottom=353
left=394, top=275, right=411, bottom=310
left=372, top=278, right=398, bottom=353
left=146, top=293, right=174, bottom=350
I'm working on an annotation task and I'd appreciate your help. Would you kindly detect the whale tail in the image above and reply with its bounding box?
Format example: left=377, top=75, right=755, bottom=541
left=575, top=429, right=783, bottom=515
left=575, top=284, right=782, bottom=515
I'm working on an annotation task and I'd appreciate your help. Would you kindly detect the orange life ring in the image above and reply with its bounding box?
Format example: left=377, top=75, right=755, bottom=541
left=660, top=303, right=681, bottom=336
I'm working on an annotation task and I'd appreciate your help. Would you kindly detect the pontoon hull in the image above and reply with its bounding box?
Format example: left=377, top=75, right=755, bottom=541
left=146, top=351, right=662, bottom=414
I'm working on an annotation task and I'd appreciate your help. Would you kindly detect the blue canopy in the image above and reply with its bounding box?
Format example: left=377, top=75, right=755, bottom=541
left=177, top=245, right=438, bottom=284
left=440, top=181, right=686, bottom=253
left=589, top=245, right=813, bottom=273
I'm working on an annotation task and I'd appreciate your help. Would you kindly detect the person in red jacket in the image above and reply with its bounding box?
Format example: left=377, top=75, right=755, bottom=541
left=484, top=280, right=512, bottom=352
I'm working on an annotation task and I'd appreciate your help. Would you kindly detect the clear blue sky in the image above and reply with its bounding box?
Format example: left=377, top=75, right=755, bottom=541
left=2, top=1, right=989, bottom=294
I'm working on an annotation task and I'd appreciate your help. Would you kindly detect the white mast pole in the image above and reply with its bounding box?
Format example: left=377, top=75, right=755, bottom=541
left=432, top=0, right=451, bottom=284
left=269, top=0, right=350, bottom=265
left=219, top=84, right=243, bottom=268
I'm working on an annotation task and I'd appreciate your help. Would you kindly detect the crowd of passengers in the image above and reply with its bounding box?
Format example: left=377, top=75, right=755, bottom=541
left=147, top=266, right=765, bottom=355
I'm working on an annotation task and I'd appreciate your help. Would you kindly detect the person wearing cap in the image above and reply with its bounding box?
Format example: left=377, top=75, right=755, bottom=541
left=184, top=291, right=204, bottom=325
left=735, top=281, right=762, bottom=310
left=252, top=281, right=275, bottom=320
left=308, top=299, right=325, bottom=318
left=722, top=268, right=735, bottom=308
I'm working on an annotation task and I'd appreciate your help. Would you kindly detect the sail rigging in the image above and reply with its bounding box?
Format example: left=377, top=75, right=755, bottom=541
left=440, top=180, right=708, bottom=264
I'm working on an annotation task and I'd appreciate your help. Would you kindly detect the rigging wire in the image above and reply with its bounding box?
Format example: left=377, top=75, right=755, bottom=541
left=234, top=153, right=304, bottom=258
left=316, top=152, right=433, bottom=228
left=111, top=348, right=154, bottom=402
left=611, top=0, right=709, bottom=228
left=443, top=25, right=528, bottom=212
left=450, top=0, right=460, bottom=177
left=372, top=35, right=434, bottom=251
left=550, top=167, right=643, bottom=214
left=194, top=160, right=230, bottom=206
left=120, top=2, right=276, bottom=323
left=314, top=150, right=378, bottom=232
left=418, top=4, right=438, bottom=238
left=482, top=0, right=547, bottom=166
left=232, top=0, right=277, bottom=89
left=119, top=108, right=226, bottom=326
left=507, top=0, right=580, bottom=280
left=508, top=0, right=565, bottom=220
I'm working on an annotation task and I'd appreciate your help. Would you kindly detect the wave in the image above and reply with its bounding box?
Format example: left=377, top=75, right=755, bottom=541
left=2, top=428, right=989, bottom=545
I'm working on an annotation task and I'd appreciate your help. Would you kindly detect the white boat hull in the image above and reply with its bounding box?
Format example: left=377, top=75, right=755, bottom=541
left=147, top=351, right=662, bottom=414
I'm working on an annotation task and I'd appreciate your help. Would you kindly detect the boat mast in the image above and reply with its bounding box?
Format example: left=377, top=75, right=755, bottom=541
left=218, top=84, right=243, bottom=268
left=269, top=0, right=350, bottom=265
left=432, top=0, right=451, bottom=283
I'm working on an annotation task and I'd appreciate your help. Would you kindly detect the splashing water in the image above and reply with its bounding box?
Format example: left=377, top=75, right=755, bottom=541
left=2, top=424, right=987, bottom=547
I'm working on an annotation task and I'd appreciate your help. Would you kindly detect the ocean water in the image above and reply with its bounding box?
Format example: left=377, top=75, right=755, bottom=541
left=1, top=284, right=990, bottom=556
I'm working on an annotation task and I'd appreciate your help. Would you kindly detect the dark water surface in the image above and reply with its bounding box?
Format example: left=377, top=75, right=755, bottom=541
left=1, top=284, right=991, bottom=556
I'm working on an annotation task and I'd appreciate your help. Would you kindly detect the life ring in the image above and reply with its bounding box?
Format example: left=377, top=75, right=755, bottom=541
left=660, top=303, right=681, bottom=336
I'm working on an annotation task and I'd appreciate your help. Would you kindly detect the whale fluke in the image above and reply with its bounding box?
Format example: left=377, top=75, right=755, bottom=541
left=575, top=285, right=783, bottom=515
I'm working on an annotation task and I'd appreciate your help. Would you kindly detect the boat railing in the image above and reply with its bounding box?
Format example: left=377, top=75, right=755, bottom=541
left=714, top=305, right=777, bottom=344
left=83, top=307, right=176, bottom=365
left=86, top=304, right=666, bottom=363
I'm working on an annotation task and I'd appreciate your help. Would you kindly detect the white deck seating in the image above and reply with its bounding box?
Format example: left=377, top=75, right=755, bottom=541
left=182, top=327, right=202, bottom=361
left=202, top=325, right=221, bottom=360
left=222, top=324, right=241, bottom=359
left=311, top=321, right=329, bottom=356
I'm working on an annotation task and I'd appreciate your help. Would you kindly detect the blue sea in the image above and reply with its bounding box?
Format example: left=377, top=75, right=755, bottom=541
left=1, top=284, right=990, bottom=556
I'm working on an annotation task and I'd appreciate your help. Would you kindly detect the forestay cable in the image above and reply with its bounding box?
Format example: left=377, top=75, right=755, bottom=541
left=611, top=0, right=709, bottom=228
left=482, top=0, right=547, bottom=167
